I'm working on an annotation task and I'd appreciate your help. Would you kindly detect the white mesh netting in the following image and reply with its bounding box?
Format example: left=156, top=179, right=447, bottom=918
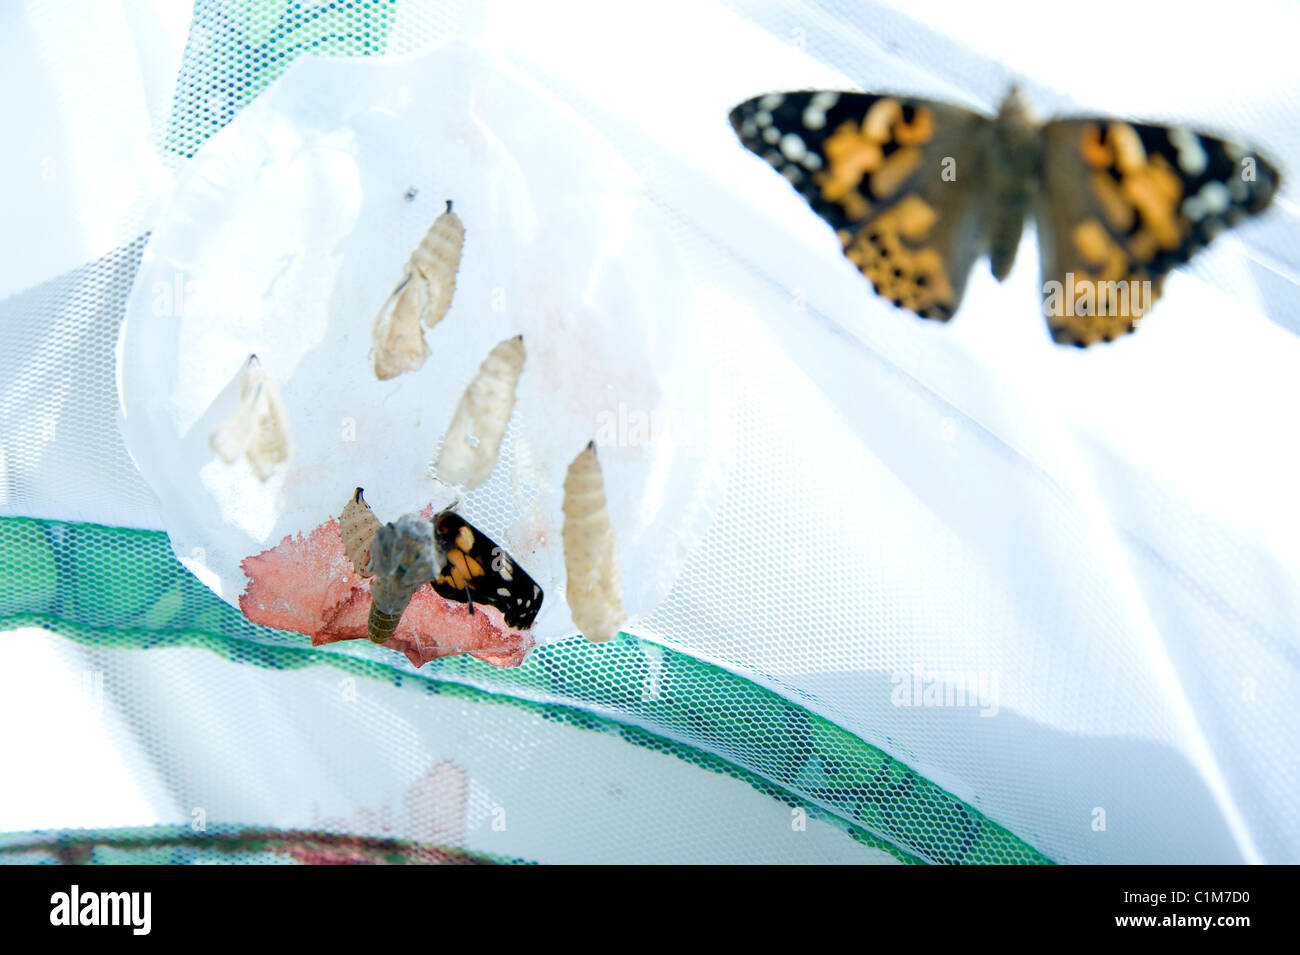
left=2, top=0, right=1298, bottom=864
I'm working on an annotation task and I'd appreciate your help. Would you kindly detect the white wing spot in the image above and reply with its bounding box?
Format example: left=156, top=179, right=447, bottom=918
left=1168, top=128, right=1207, bottom=177
left=780, top=133, right=807, bottom=162
left=759, top=93, right=785, bottom=111
left=762, top=126, right=781, bottom=145
left=1180, top=195, right=1206, bottom=222
left=1195, top=180, right=1231, bottom=214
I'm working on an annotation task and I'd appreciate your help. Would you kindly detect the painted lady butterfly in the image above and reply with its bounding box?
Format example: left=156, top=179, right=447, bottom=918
left=340, top=488, right=542, bottom=643
left=731, top=89, right=1280, bottom=346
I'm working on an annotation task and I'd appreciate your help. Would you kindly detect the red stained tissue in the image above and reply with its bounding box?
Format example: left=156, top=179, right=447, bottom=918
left=239, top=506, right=533, bottom=667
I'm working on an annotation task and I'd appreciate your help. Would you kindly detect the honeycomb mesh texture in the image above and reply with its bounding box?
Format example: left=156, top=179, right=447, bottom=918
left=2, top=0, right=1041, bottom=865
left=0, top=516, right=1046, bottom=864
left=13, top=0, right=1298, bottom=865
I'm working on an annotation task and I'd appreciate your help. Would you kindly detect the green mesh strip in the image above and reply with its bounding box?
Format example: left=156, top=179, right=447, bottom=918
left=0, top=517, right=1051, bottom=864
left=0, top=826, right=528, bottom=865
left=164, top=0, right=397, bottom=159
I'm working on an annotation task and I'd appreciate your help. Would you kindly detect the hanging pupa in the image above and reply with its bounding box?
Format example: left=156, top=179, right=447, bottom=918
left=209, top=354, right=292, bottom=481
left=433, top=335, right=526, bottom=488
left=562, top=442, right=624, bottom=643
left=371, top=200, right=466, bottom=380
left=340, top=486, right=382, bottom=577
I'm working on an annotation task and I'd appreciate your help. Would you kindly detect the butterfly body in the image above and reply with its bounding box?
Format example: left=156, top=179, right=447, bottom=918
left=366, top=514, right=442, bottom=643
left=731, top=89, right=1279, bottom=346
left=986, top=90, right=1043, bottom=280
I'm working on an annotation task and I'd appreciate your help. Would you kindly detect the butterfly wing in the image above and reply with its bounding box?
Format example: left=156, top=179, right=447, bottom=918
left=431, top=510, right=543, bottom=630
left=730, top=91, right=995, bottom=320
left=1038, top=118, right=1280, bottom=346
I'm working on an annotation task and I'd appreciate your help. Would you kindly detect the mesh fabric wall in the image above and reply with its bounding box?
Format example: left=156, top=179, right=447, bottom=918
left=2, top=0, right=1298, bottom=864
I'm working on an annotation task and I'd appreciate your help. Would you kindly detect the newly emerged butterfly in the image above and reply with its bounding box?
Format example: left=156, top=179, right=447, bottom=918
left=372, top=199, right=466, bottom=379
left=433, top=334, right=526, bottom=489
left=340, top=488, right=443, bottom=643
left=340, top=488, right=542, bottom=642
left=731, top=89, right=1280, bottom=346
left=431, top=507, right=543, bottom=630
left=210, top=354, right=292, bottom=480
left=562, top=442, right=624, bottom=643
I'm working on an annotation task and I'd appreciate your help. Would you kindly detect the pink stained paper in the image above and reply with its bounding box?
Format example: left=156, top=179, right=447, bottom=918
left=238, top=506, right=533, bottom=668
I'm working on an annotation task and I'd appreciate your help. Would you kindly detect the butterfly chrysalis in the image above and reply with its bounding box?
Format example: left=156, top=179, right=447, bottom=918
left=339, top=486, right=382, bottom=577
left=209, top=354, right=292, bottom=480
left=372, top=200, right=466, bottom=379
left=434, top=334, right=526, bottom=489
left=562, top=442, right=624, bottom=643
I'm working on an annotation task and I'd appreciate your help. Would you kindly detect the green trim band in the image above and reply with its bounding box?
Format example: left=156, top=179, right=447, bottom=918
left=165, top=0, right=398, bottom=158
left=1, top=516, right=1050, bottom=864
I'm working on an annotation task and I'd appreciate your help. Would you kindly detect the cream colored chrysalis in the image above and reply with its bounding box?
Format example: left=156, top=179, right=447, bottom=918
left=339, top=487, right=382, bottom=578
left=562, top=442, right=624, bottom=643
left=371, top=199, right=466, bottom=380
left=209, top=354, right=292, bottom=481
left=434, top=335, right=526, bottom=488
